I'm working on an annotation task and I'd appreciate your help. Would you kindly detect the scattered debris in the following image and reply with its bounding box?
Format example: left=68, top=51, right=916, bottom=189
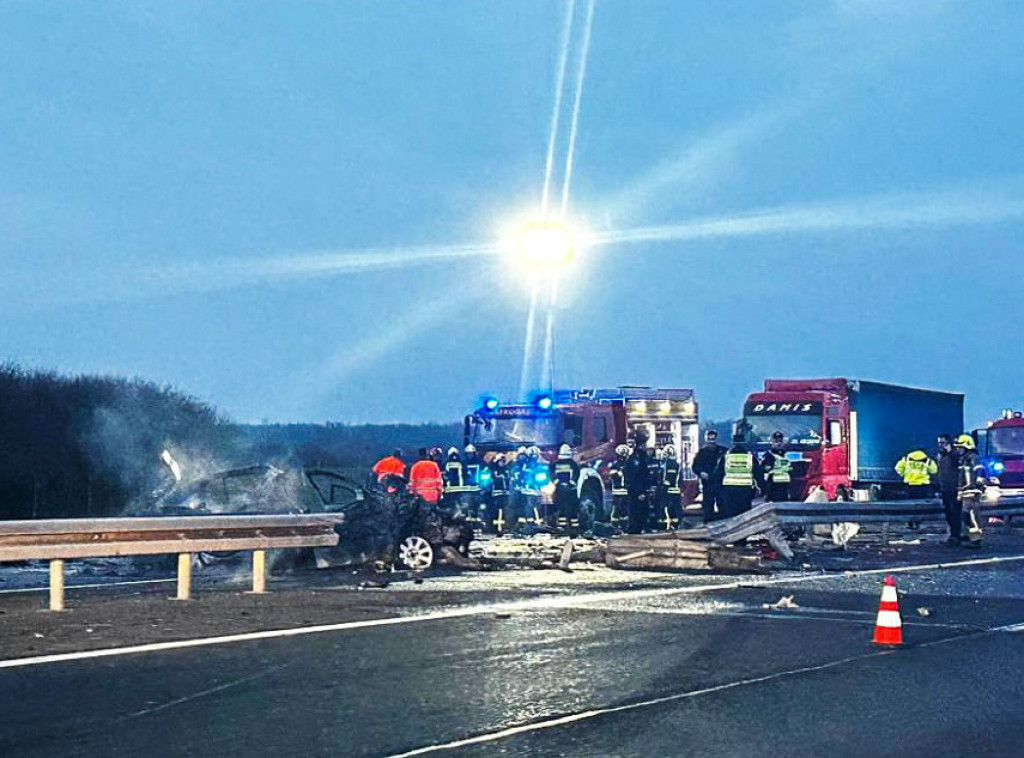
left=604, top=532, right=762, bottom=573
left=917, top=607, right=932, bottom=617
left=764, top=595, right=799, bottom=611
left=831, top=522, right=861, bottom=548
left=890, top=539, right=922, bottom=546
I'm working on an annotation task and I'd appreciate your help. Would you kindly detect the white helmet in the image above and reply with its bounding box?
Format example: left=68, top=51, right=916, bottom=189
left=464, top=444, right=476, bottom=454
left=663, top=444, right=676, bottom=457
left=528, top=446, right=541, bottom=457
left=558, top=444, right=572, bottom=459
left=447, top=446, right=459, bottom=457
left=615, top=444, right=630, bottom=456
left=516, top=446, right=528, bottom=456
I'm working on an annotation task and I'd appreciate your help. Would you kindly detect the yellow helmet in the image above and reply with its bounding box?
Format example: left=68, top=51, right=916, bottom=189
left=955, top=434, right=975, bottom=450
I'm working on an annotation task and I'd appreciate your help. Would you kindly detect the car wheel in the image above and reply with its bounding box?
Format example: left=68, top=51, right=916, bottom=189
left=398, top=536, right=434, bottom=570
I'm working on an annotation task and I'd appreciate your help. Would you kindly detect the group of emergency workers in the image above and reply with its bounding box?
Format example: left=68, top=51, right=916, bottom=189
left=895, top=433, right=987, bottom=547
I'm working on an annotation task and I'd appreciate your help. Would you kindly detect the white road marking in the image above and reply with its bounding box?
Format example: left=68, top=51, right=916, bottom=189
left=381, top=620, right=1023, bottom=757
left=1, top=553, right=1023, bottom=671
left=0, top=578, right=175, bottom=595
left=124, top=664, right=288, bottom=719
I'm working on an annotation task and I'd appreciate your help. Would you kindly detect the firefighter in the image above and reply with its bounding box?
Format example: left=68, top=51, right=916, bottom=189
left=895, top=447, right=938, bottom=499
left=551, top=443, right=581, bottom=528
left=372, top=448, right=406, bottom=483
left=408, top=448, right=443, bottom=505
left=692, top=429, right=727, bottom=523
left=936, top=434, right=960, bottom=545
left=713, top=433, right=766, bottom=520
left=443, top=447, right=469, bottom=512
left=656, top=444, right=682, bottom=530
left=461, top=444, right=485, bottom=528
left=608, top=444, right=630, bottom=529
left=429, top=446, right=444, bottom=469
left=624, top=431, right=654, bottom=533
left=508, top=447, right=530, bottom=532
left=761, top=431, right=792, bottom=502
left=521, top=446, right=547, bottom=526
left=487, top=454, right=510, bottom=534
left=956, top=434, right=985, bottom=548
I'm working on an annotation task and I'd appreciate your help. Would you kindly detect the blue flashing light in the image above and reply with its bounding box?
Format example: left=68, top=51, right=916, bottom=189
left=535, top=470, right=550, bottom=484
left=991, top=461, right=1006, bottom=474
left=536, top=395, right=553, bottom=411
left=479, top=469, right=493, bottom=483
left=484, top=397, right=499, bottom=411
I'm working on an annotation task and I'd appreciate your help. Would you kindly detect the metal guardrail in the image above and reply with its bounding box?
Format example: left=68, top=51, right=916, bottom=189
left=677, top=495, right=1024, bottom=560
left=0, top=514, right=343, bottom=611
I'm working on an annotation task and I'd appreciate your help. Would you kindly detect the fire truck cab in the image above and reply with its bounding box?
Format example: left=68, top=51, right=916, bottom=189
left=464, top=386, right=700, bottom=518
left=977, top=409, right=1024, bottom=498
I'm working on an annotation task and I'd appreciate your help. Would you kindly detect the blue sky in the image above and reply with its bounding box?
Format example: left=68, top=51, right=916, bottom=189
left=2, top=1, right=1023, bottom=426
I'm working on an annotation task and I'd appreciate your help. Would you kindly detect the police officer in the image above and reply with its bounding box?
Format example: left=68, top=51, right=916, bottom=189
left=692, top=429, right=727, bottom=523
left=656, top=444, right=683, bottom=530
left=956, top=434, right=985, bottom=548
left=608, top=444, right=630, bottom=529
left=936, top=434, right=960, bottom=545
left=761, top=431, right=792, bottom=502
left=714, top=433, right=766, bottom=519
left=895, top=447, right=938, bottom=499
left=551, top=444, right=581, bottom=528
left=624, top=431, right=654, bottom=533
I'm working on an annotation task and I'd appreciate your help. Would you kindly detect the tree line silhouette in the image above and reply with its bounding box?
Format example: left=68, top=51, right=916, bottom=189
left=0, top=363, right=460, bottom=519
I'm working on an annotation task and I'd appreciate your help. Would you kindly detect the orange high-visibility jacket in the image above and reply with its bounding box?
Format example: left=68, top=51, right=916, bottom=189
left=408, top=460, right=443, bottom=503
left=372, top=456, right=406, bottom=482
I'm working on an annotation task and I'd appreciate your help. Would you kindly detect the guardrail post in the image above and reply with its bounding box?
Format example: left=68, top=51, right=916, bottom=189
left=251, top=549, right=266, bottom=594
left=49, top=559, right=65, bottom=612
left=176, top=553, right=192, bottom=601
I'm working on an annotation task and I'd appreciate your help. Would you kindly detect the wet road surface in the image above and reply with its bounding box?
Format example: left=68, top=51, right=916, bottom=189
left=4, top=557, right=1024, bottom=757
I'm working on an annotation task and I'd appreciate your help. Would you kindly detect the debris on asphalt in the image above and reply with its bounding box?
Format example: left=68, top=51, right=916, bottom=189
left=604, top=532, right=762, bottom=573
left=764, top=595, right=799, bottom=611
left=831, top=522, right=860, bottom=548
left=917, top=607, right=932, bottom=617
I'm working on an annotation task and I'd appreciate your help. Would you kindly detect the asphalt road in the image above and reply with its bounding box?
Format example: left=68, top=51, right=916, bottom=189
left=4, top=556, right=1024, bottom=757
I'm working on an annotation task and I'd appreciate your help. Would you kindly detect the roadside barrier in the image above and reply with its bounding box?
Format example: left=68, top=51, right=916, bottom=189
left=0, top=514, right=342, bottom=611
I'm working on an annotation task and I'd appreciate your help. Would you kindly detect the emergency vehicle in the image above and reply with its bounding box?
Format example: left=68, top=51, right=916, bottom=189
left=463, top=386, right=700, bottom=518
left=977, top=409, right=1024, bottom=498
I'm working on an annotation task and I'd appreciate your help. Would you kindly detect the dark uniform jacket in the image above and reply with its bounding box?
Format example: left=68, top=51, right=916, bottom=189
left=692, top=444, right=727, bottom=480
left=936, top=449, right=959, bottom=492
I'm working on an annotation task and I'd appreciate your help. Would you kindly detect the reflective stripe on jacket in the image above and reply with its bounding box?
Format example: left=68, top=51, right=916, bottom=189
left=723, top=453, right=754, bottom=487
left=372, top=456, right=405, bottom=482
left=408, top=460, right=443, bottom=503
left=445, top=461, right=473, bottom=493
left=661, top=460, right=681, bottom=494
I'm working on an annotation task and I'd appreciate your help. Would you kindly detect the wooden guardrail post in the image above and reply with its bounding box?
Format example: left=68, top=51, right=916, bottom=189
left=176, top=553, right=192, bottom=601
left=49, top=559, right=65, bottom=612
left=251, top=549, right=267, bottom=594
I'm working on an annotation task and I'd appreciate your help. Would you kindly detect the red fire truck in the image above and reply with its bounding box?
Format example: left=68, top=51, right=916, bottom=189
left=977, top=410, right=1024, bottom=498
left=464, top=386, right=700, bottom=518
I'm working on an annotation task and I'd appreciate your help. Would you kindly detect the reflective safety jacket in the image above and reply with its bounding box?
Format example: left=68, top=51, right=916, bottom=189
left=608, top=460, right=628, bottom=495
left=463, top=459, right=483, bottom=493
left=659, top=459, right=682, bottom=494
left=895, top=450, right=938, bottom=486
left=372, top=456, right=406, bottom=482
left=763, top=450, right=792, bottom=484
left=408, top=459, right=443, bottom=504
left=958, top=449, right=985, bottom=497
left=551, top=458, right=581, bottom=488
left=723, top=453, right=755, bottom=487
left=444, top=459, right=472, bottom=493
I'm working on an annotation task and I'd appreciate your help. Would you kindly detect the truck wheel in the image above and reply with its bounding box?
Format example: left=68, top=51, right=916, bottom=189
left=398, top=536, right=434, bottom=570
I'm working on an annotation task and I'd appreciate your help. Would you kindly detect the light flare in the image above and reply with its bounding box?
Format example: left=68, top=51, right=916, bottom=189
left=541, top=0, right=578, bottom=216
left=559, top=0, right=596, bottom=220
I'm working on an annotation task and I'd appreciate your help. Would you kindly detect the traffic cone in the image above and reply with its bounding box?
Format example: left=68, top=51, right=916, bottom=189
left=872, top=575, right=903, bottom=645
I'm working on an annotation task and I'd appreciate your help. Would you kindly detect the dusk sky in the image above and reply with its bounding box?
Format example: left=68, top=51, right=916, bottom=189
left=2, top=1, right=1023, bottom=427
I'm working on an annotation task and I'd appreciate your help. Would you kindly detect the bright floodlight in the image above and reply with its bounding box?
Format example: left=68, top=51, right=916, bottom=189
left=517, top=221, right=575, bottom=272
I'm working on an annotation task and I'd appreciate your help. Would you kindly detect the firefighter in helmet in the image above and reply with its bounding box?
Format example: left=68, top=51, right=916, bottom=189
left=487, top=454, right=510, bottom=534
left=656, top=444, right=683, bottom=530
left=624, top=430, right=654, bottom=533
left=608, top=444, right=630, bottom=529
left=551, top=443, right=581, bottom=528
left=956, top=434, right=985, bottom=548
left=461, top=444, right=485, bottom=528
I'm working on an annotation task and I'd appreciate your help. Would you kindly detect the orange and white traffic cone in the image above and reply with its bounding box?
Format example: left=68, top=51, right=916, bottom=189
left=872, top=575, right=903, bottom=646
